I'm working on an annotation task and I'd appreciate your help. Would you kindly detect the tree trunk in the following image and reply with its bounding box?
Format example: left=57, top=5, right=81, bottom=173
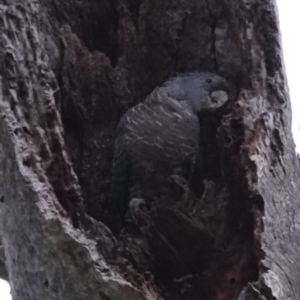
left=0, top=0, right=298, bottom=299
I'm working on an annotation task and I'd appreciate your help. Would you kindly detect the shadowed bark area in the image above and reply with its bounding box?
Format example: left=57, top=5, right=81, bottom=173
left=0, top=0, right=298, bottom=300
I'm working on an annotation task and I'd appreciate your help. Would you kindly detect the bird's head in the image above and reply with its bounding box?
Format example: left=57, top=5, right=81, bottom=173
left=165, top=72, right=229, bottom=114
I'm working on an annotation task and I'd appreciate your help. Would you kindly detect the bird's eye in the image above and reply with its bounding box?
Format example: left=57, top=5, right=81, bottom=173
left=206, top=79, right=212, bottom=83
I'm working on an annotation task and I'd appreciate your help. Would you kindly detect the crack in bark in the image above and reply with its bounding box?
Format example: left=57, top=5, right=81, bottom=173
left=203, top=0, right=219, bottom=72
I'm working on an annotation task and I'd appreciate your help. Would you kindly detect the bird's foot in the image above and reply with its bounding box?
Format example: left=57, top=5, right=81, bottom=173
left=167, top=174, right=190, bottom=202
left=126, top=198, right=147, bottom=224
left=168, top=174, right=189, bottom=190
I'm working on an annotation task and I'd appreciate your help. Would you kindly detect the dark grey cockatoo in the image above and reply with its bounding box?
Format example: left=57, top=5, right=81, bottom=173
left=111, top=72, right=229, bottom=223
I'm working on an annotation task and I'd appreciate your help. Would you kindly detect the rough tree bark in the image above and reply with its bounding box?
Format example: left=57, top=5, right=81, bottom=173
left=0, top=0, right=298, bottom=299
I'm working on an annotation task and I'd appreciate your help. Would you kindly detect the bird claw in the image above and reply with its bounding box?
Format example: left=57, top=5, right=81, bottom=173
left=167, top=174, right=190, bottom=201
left=167, top=174, right=189, bottom=189
left=126, top=198, right=147, bottom=224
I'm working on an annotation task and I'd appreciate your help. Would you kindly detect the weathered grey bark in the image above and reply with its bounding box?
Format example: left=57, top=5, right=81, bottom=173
left=0, top=0, right=298, bottom=299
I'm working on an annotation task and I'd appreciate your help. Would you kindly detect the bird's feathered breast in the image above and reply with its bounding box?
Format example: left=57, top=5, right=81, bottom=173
left=114, top=88, right=200, bottom=200
left=116, top=88, right=199, bottom=155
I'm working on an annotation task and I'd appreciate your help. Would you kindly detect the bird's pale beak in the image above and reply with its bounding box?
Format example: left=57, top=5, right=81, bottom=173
left=211, top=90, right=229, bottom=107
